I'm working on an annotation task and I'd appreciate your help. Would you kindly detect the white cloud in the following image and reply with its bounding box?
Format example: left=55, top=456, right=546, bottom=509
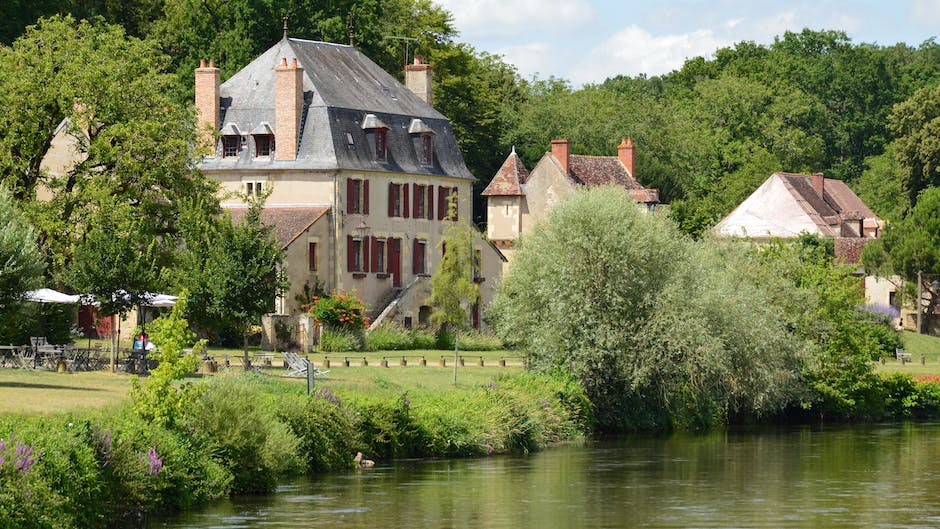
left=433, top=0, right=593, bottom=39
left=495, top=42, right=562, bottom=80
left=568, top=25, right=732, bottom=84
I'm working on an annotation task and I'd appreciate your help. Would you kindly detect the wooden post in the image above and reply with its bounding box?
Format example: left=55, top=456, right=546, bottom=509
left=439, top=356, right=446, bottom=367
left=499, top=358, right=506, bottom=367
left=323, top=357, right=330, bottom=368
left=344, top=358, right=350, bottom=367
left=381, top=358, right=388, bottom=367
left=478, top=357, right=484, bottom=367
left=420, top=357, right=427, bottom=366
left=401, top=357, right=407, bottom=366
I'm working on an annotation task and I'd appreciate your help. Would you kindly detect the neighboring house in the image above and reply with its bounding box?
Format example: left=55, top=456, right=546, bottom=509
left=714, top=172, right=897, bottom=313
left=193, top=35, right=505, bottom=329
left=482, top=138, right=659, bottom=263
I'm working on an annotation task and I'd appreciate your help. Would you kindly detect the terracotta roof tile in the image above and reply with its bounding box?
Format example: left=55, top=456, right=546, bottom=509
left=567, top=155, right=641, bottom=189
left=834, top=237, right=871, bottom=264
left=481, top=151, right=528, bottom=196
left=777, top=172, right=878, bottom=236
left=227, top=206, right=330, bottom=249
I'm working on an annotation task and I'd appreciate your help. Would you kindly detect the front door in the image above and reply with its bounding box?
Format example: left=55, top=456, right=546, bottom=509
left=389, top=238, right=401, bottom=287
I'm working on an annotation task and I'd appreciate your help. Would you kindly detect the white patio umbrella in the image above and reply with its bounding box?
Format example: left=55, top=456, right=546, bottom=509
left=25, top=288, right=81, bottom=304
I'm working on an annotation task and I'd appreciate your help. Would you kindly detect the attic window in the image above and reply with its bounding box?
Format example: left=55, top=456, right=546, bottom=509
left=250, top=123, right=275, bottom=157
left=408, top=119, right=435, bottom=166
left=346, top=133, right=354, bottom=145
left=220, top=122, right=242, bottom=158
left=361, top=114, right=389, bottom=162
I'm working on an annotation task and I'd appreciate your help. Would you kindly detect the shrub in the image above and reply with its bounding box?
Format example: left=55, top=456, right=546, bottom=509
left=186, top=374, right=301, bottom=493
left=457, top=331, right=503, bottom=351
left=320, top=328, right=361, bottom=352
left=308, top=293, right=368, bottom=331
left=366, top=324, right=436, bottom=351
left=278, top=389, right=358, bottom=473
left=347, top=393, right=426, bottom=459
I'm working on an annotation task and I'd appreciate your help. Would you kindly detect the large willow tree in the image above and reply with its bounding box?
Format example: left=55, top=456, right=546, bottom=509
left=488, top=186, right=807, bottom=430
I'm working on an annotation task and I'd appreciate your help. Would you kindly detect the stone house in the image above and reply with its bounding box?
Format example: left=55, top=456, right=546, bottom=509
left=714, top=171, right=898, bottom=316
left=482, top=138, right=659, bottom=264
left=194, top=35, right=505, bottom=330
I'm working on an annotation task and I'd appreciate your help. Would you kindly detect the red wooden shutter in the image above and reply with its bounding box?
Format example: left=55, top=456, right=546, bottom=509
left=403, top=184, right=410, bottom=218
left=346, top=178, right=354, bottom=214
left=308, top=242, right=316, bottom=271
left=438, top=186, right=447, bottom=220
left=427, top=185, right=434, bottom=219
left=363, top=235, right=371, bottom=273
left=388, top=182, right=395, bottom=217
left=346, top=235, right=354, bottom=272
left=371, top=237, right=379, bottom=273
left=363, top=179, right=370, bottom=214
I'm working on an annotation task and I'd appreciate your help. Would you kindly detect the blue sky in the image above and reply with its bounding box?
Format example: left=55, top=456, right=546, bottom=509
left=431, top=0, right=940, bottom=85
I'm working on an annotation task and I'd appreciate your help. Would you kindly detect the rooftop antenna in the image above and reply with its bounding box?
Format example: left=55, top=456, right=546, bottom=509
left=384, top=35, right=419, bottom=70
left=282, top=16, right=288, bottom=38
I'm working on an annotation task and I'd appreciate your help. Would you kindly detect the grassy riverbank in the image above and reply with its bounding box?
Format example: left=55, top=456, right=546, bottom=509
left=0, top=368, right=591, bottom=529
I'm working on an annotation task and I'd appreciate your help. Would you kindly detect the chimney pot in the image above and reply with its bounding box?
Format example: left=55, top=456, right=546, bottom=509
left=200, top=58, right=206, bottom=68
left=551, top=139, right=570, bottom=174
left=414, top=55, right=424, bottom=65
left=208, top=59, right=215, bottom=68
left=618, top=137, right=635, bottom=177
left=291, top=58, right=298, bottom=68
left=812, top=172, right=825, bottom=198
left=280, top=57, right=288, bottom=67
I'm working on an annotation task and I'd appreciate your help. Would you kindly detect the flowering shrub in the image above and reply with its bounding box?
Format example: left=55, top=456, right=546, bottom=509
left=0, top=432, right=43, bottom=476
left=306, top=293, right=369, bottom=330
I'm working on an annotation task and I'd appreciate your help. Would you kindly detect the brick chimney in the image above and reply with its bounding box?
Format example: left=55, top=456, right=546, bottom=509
left=551, top=139, right=570, bottom=174
left=618, top=137, right=635, bottom=176
left=275, top=57, right=304, bottom=160
left=194, top=59, right=220, bottom=153
left=405, top=55, right=433, bottom=106
left=811, top=172, right=825, bottom=198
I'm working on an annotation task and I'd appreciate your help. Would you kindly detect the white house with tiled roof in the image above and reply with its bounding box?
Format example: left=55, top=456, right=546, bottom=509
left=196, top=36, right=505, bottom=328
left=482, top=138, right=658, bottom=263
left=715, top=171, right=899, bottom=319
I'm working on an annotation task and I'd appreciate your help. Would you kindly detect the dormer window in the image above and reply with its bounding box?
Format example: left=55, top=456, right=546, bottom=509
left=220, top=123, right=242, bottom=158
left=362, top=113, right=389, bottom=162
left=251, top=123, right=275, bottom=157
left=408, top=119, right=435, bottom=166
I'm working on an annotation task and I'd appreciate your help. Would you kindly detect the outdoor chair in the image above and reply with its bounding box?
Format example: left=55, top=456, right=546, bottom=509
left=282, top=352, right=329, bottom=378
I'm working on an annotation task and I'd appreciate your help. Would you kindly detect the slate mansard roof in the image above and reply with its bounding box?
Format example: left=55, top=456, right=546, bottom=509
left=199, top=37, right=474, bottom=180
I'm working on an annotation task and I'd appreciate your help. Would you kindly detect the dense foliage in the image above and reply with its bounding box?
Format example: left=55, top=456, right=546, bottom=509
left=0, top=370, right=590, bottom=528
left=489, top=187, right=902, bottom=429
left=0, top=186, right=43, bottom=310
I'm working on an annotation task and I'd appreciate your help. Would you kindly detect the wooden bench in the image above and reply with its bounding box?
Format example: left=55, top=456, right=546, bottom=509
left=896, top=348, right=912, bottom=363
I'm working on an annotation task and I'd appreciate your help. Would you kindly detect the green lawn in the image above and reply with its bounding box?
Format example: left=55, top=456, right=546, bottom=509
left=0, top=349, right=523, bottom=415
left=874, top=331, right=940, bottom=376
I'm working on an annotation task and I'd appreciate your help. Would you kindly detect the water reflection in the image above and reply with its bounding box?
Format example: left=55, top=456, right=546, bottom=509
left=147, top=423, right=940, bottom=528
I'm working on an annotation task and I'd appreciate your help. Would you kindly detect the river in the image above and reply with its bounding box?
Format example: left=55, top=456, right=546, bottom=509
left=147, top=422, right=940, bottom=528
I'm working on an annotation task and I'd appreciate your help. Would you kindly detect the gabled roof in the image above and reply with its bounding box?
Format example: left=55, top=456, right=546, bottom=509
left=481, top=149, right=529, bottom=196
left=776, top=172, right=877, bottom=236
left=567, top=154, right=641, bottom=189
left=199, top=37, right=473, bottom=180
left=715, top=172, right=882, bottom=239
left=226, top=205, right=330, bottom=250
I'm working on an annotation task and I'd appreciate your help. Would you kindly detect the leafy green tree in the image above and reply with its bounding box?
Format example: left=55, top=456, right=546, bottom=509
left=0, top=186, right=43, bottom=311
left=853, top=145, right=911, bottom=222
left=171, top=200, right=287, bottom=364
left=488, top=186, right=804, bottom=429
left=889, top=82, right=940, bottom=202
left=863, top=187, right=940, bottom=332
left=0, top=15, right=218, bottom=281
left=428, top=196, right=479, bottom=384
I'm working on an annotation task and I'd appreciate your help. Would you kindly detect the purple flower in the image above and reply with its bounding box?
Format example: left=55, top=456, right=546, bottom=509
left=147, top=447, right=163, bottom=476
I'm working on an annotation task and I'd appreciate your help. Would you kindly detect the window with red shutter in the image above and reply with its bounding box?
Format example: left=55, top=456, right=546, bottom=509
left=388, top=183, right=403, bottom=217
left=346, top=235, right=354, bottom=272
left=346, top=178, right=355, bottom=214
left=438, top=186, right=447, bottom=220
left=308, top=242, right=317, bottom=272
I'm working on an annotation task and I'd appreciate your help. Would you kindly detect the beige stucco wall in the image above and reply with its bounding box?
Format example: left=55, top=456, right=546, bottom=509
left=211, top=169, right=336, bottom=206
left=277, top=212, right=333, bottom=314
left=864, top=275, right=901, bottom=309
left=331, top=171, right=475, bottom=319
left=518, top=156, right=577, bottom=235
left=486, top=196, right=522, bottom=241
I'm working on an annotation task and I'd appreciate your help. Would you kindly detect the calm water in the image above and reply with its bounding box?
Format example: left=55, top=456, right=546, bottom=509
left=147, top=423, right=940, bottom=528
